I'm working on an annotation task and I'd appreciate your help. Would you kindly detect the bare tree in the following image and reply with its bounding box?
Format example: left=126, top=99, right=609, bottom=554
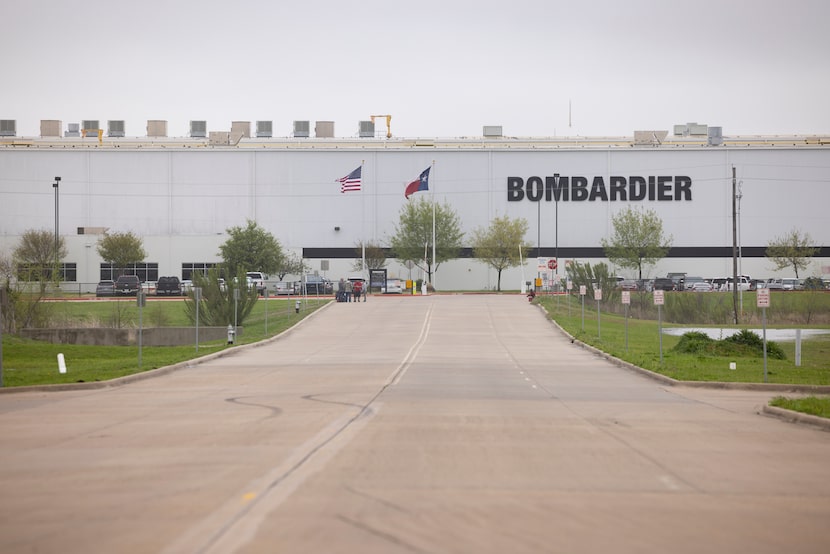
left=766, top=228, right=818, bottom=278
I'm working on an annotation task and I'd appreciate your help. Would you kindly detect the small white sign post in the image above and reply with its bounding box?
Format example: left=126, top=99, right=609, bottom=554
left=594, top=288, right=602, bottom=339
left=621, top=290, right=631, bottom=351
left=137, top=290, right=146, bottom=369
left=194, top=287, right=202, bottom=353
left=567, top=280, right=573, bottom=317
left=654, top=290, right=665, bottom=363
left=579, top=285, right=587, bottom=331
left=757, top=288, right=770, bottom=382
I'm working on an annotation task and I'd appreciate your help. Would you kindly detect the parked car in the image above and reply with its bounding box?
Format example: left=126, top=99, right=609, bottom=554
left=653, top=278, right=677, bottom=291
left=683, top=276, right=707, bottom=291
left=95, top=280, right=116, bottom=297
left=156, top=276, right=182, bottom=296
left=114, top=275, right=141, bottom=296
left=384, top=279, right=403, bottom=294
left=689, top=281, right=713, bottom=292
left=297, top=275, right=333, bottom=295
left=778, top=278, right=802, bottom=291
left=274, top=281, right=293, bottom=295
left=721, top=276, right=751, bottom=291
left=246, top=272, right=267, bottom=295
left=618, top=279, right=639, bottom=291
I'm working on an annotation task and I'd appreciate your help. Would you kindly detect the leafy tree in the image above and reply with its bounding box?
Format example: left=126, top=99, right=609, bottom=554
left=389, top=197, right=463, bottom=286
left=183, top=267, right=258, bottom=327
left=564, top=260, right=616, bottom=301
left=219, top=220, right=284, bottom=276
left=766, top=228, right=818, bottom=278
left=97, top=231, right=147, bottom=277
left=471, top=215, right=531, bottom=291
left=351, top=241, right=387, bottom=272
left=13, top=229, right=67, bottom=287
left=601, top=206, right=672, bottom=280
left=274, top=251, right=308, bottom=281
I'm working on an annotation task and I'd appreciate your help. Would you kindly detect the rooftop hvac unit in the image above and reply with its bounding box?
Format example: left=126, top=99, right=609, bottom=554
left=41, top=120, right=62, bottom=137
left=190, top=120, right=207, bottom=138
left=231, top=121, right=250, bottom=138
left=483, top=125, right=503, bottom=137
left=687, top=122, right=708, bottom=136
left=147, top=120, right=168, bottom=137
left=0, top=119, right=16, bottom=136
left=358, top=120, right=375, bottom=138
left=707, top=126, right=723, bottom=146
left=315, top=121, right=334, bottom=138
left=107, top=120, right=125, bottom=137
left=633, top=130, right=668, bottom=145
left=293, top=120, right=310, bottom=138
left=82, top=120, right=100, bottom=132
left=256, top=120, right=273, bottom=138
left=65, top=123, right=80, bottom=137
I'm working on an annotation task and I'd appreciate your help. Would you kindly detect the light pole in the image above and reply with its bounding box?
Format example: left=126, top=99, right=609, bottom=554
left=554, top=173, right=560, bottom=289
left=53, top=176, right=61, bottom=276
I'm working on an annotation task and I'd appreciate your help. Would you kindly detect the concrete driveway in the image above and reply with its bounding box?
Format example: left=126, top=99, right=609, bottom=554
left=1, top=294, right=828, bottom=553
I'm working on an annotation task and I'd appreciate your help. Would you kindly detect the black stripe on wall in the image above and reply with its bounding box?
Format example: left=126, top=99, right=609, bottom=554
left=303, top=246, right=829, bottom=260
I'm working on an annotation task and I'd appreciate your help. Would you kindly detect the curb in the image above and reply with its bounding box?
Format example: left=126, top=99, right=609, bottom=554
left=0, top=301, right=332, bottom=395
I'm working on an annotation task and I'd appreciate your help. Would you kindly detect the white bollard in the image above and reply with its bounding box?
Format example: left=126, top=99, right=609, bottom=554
left=57, top=353, right=67, bottom=374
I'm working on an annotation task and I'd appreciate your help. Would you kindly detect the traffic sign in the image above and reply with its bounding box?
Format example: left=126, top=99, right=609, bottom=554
left=757, top=288, right=771, bottom=308
left=547, top=258, right=557, bottom=270
left=654, top=290, right=665, bottom=305
left=621, top=290, right=630, bottom=305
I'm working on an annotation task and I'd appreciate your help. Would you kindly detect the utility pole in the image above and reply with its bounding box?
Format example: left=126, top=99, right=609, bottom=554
left=53, top=176, right=61, bottom=278
left=732, top=166, right=739, bottom=325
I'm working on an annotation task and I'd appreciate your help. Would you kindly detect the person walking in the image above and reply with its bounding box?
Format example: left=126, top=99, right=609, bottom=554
left=344, top=279, right=353, bottom=302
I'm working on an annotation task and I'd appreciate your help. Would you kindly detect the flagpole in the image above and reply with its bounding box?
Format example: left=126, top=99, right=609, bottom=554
left=431, top=160, right=436, bottom=290
left=361, top=160, right=366, bottom=278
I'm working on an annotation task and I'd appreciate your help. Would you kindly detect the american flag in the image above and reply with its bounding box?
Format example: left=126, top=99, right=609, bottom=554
left=337, top=166, right=362, bottom=193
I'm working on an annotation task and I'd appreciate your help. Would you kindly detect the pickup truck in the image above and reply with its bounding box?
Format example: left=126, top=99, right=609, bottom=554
left=246, top=272, right=268, bottom=296
left=156, top=276, right=182, bottom=296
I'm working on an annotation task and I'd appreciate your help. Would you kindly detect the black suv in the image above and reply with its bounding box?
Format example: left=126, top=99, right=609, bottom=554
left=115, top=275, right=141, bottom=296
left=653, top=278, right=677, bottom=291
left=156, top=276, right=182, bottom=296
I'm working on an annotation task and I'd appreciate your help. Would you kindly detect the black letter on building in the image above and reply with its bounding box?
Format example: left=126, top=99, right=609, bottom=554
left=546, top=174, right=567, bottom=201
left=610, top=176, right=627, bottom=201
left=507, top=177, right=524, bottom=201
left=675, top=176, right=692, bottom=200
left=571, top=176, right=588, bottom=201
left=589, top=176, right=609, bottom=201
left=657, top=176, right=673, bottom=201
left=629, top=176, right=646, bottom=200
left=526, top=177, right=544, bottom=201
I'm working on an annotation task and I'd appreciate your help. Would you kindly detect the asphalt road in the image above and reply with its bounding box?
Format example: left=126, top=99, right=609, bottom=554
left=1, top=294, right=829, bottom=553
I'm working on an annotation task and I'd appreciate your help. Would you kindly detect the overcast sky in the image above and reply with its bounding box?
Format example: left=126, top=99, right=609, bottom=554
left=3, top=0, right=828, bottom=139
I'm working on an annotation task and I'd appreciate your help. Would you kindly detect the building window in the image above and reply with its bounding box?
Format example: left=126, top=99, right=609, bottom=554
left=182, top=262, right=218, bottom=281
left=16, top=263, right=76, bottom=282
left=100, top=263, right=159, bottom=282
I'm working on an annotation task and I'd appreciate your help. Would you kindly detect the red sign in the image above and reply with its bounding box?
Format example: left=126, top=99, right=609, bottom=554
left=547, top=258, right=557, bottom=270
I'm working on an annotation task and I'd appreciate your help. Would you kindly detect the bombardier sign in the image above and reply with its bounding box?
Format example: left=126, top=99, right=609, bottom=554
left=507, top=174, right=692, bottom=202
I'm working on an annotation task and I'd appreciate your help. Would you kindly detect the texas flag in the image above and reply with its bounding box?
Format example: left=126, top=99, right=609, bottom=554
left=404, top=167, right=431, bottom=199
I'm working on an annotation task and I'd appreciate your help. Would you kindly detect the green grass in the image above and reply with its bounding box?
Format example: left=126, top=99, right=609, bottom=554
left=1, top=297, right=329, bottom=388
left=770, top=396, right=830, bottom=418
left=536, top=294, right=830, bottom=386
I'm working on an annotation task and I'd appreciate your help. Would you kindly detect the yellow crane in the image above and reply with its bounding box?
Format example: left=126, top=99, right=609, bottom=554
left=370, top=115, right=392, bottom=139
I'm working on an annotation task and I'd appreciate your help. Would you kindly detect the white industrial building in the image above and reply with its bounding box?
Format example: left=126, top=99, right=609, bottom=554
left=1, top=118, right=828, bottom=292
